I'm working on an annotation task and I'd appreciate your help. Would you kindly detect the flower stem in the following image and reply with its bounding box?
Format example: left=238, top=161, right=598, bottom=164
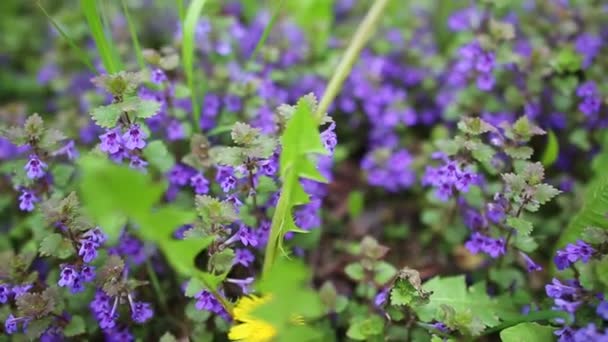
left=145, top=259, right=169, bottom=313
left=315, top=0, right=390, bottom=121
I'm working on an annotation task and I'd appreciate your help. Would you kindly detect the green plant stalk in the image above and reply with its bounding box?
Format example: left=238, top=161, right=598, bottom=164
left=145, top=259, right=168, bottom=313
left=121, top=0, right=145, bottom=69
left=80, top=0, right=123, bottom=73
left=262, top=171, right=294, bottom=276
left=248, top=0, right=285, bottom=62
left=177, top=0, right=185, bottom=23
left=37, top=2, right=95, bottom=71
left=315, top=0, right=390, bottom=121
left=182, top=0, right=208, bottom=131
left=262, top=0, right=391, bottom=278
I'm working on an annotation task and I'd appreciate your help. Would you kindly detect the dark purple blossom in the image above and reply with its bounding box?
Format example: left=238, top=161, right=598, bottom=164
left=464, top=232, right=505, bottom=258
left=130, top=301, right=154, bottom=323
left=18, top=190, right=38, bottom=212
left=520, top=252, right=542, bottom=272
left=58, top=265, right=79, bottom=288
left=554, top=240, right=595, bottom=270
left=99, top=128, right=123, bottom=154
left=234, top=248, right=255, bottom=267
left=123, top=124, right=147, bottom=150
left=190, top=172, right=210, bottom=194
left=24, top=154, right=47, bottom=179
left=0, top=284, right=10, bottom=303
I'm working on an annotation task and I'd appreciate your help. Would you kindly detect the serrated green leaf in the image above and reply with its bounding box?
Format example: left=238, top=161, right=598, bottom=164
left=90, top=104, right=122, bottom=128
left=414, top=276, right=517, bottom=332
left=39, top=233, right=74, bottom=259
left=534, top=183, right=561, bottom=205
left=457, top=117, right=496, bottom=135
left=209, top=146, right=246, bottom=167
left=209, top=248, right=234, bottom=274
left=506, top=217, right=533, bottom=236
left=346, top=315, right=385, bottom=340
left=194, top=195, right=238, bottom=226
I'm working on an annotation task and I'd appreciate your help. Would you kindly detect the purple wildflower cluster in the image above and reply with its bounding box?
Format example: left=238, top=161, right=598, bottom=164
left=422, top=155, right=479, bottom=201
left=99, top=124, right=148, bottom=170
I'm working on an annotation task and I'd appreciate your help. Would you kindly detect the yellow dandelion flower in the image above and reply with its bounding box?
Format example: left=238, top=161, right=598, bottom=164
left=228, top=295, right=305, bottom=342
left=229, top=295, right=277, bottom=342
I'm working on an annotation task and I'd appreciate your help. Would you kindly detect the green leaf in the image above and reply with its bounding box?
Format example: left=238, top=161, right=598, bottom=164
left=506, top=217, right=533, bottom=236
left=550, top=46, right=582, bottom=73
left=39, top=233, right=74, bottom=259
left=346, top=315, right=385, bottom=340
left=287, top=0, right=334, bottom=55
left=500, top=323, right=555, bottom=342
left=541, top=130, right=559, bottom=167
left=51, top=164, right=76, bottom=188
left=345, top=263, right=365, bottom=281
left=208, top=248, right=234, bottom=274
left=120, top=0, right=145, bottom=69
left=254, top=258, right=325, bottom=340
left=135, top=99, right=162, bottom=119
left=347, top=191, right=364, bottom=218
left=534, top=183, right=561, bottom=205
left=182, top=0, right=208, bottom=130
left=504, top=146, right=534, bottom=160
left=184, top=277, right=206, bottom=297
left=195, top=195, right=238, bottom=226
left=414, top=276, right=516, bottom=332
left=25, top=317, right=53, bottom=340
left=556, top=175, right=608, bottom=250
left=143, top=140, right=175, bottom=173
left=90, top=104, right=122, bottom=128
left=457, top=117, right=496, bottom=135
left=80, top=0, right=122, bottom=73
left=390, top=268, right=430, bottom=307
left=264, top=95, right=329, bottom=273
left=64, top=315, right=86, bottom=337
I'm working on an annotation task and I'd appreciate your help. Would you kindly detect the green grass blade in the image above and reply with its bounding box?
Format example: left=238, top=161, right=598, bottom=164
left=177, top=0, right=185, bottom=23
left=80, top=0, right=123, bottom=73
left=121, top=0, right=145, bottom=69
left=248, top=0, right=285, bottom=62
left=182, top=0, right=208, bottom=131
left=37, top=2, right=95, bottom=72
left=315, top=0, right=390, bottom=121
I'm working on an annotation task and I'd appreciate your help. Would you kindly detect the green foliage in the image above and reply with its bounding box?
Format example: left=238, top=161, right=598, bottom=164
left=39, top=233, right=74, bottom=259
left=254, top=258, right=324, bottom=341
left=347, top=191, right=364, bottom=218
left=120, top=0, right=145, bottom=69
left=457, top=117, right=496, bottom=136
left=346, top=315, right=385, bottom=340
left=263, top=95, right=329, bottom=273
left=541, top=130, right=559, bottom=167
left=143, top=140, right=175, bottom=173
left=550, top=46, right=582, bottom=73
left=80, top=0, right=122, bottom=73
left=390, top=269, right=430, bottom=307
left=414, top=275, right=517, bottom=336
left=64, top=315, right=86, bottom=337
left=182, top=0, right=208, bottom=130
left=286, top=0, right=334, bottom=55
left=77, top=155, right=217, bottom=280
left=249, top=0, right=286, bottom=61
left=210, top=122, right=277, bottom=167
left=504, top=146, right=533, bottom=160
left=195, top=195, right=238, bottom=226
left=499, top=322, right=555, bottom=342
left=90, top=96, right=160, bottom=128
left=506, top=217, right=533, bottom=236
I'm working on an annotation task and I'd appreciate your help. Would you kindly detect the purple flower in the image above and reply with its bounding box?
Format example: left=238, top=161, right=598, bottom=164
left=0, top=284, right=11, bottom=303
left=79, top=239, right=99, bottom=263
left=4, top=314, right=18, bottom=334
left=82, top=227, right=107, bottom=245
left=129, top=156, right=148, bottom=171
left=99, top=311, right=117, bottom=330
left=226, top=277, right=254, bottom=294
left=151, top=68, right=167, bottom=84
left=24, top=154, right=47, bottom=179
left=486, top=202, right=505, bottom=223
left=122, top=124, right=147, bottom=150
left=236, top=226, right=258, bottom=247
left=58, top=265, right=79, bottom=288
left=99, top=128, right=123, bottom=154
left=597, top=301, right=608, bottom=320
left=80, top=265, right=96, bottom=282
left=520, top=252, right=542, bottom=272
left=190, top=173, right=210, bottom=194
left=475, top=51, right=495, bottom=73
left=576, top=81, right=598, bottom=98
left=130, top=301, right=154, bottom=323
left=554, top=241, right=595, bottom=270
left=216, top=167, right=237, bottom=193
left=195, top=290, right=222, bottom=312
left=545, top=278, right=579, bottom=299
left=166, top=120, right=184, bottom=141
left=321, top=122, right=338, bottom=153
left=476, top=72, right=495, bottom=91
left=234, top=249, right=255, bottom=267
left=374, top=290, right=388, bottom=307
left=464, top=233, right=505, bottom=258
left=555, top=326, right=575, bottom=342
left=18, top=190, right=38, bottom=212
left=52, top=140, right=78, bottom=160
left=224, top=94, right=242, bottom=112
left=168, top=164, right=194, bottom=186
left=11, top=284, right=32, bottom=298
